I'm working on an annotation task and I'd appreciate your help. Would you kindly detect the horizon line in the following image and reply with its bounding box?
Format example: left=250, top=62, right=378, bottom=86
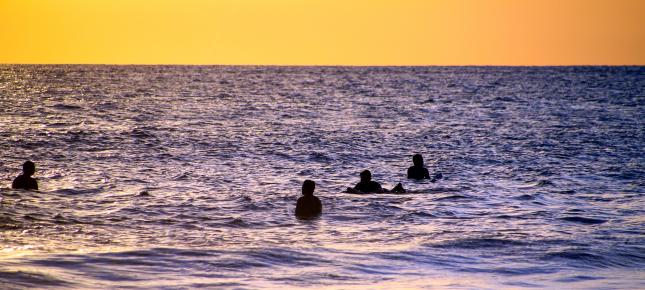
left=1, top=63, right=644, bottom=67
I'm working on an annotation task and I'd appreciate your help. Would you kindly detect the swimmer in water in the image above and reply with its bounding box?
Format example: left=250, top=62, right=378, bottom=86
left=295, top=180, right=322, bottom=218
left=407, top=154, right=442, bottom=181
left=346, top=170, right=405, bottom=194
left=12, top=161, right=38, bottom=190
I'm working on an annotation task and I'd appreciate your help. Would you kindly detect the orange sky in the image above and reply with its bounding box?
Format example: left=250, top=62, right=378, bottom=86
left=1, top=0, right=643, bottom=65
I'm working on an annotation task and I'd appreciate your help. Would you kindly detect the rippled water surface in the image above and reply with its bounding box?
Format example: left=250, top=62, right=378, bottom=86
left=1, top=65, right=644, bottom=289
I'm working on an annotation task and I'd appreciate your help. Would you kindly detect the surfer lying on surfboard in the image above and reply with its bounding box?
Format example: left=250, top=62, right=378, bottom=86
left=346, top=170, right=405, bottom=194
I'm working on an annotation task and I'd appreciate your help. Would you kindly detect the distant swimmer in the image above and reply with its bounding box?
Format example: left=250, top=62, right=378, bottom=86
left=295, top=180, right=322, bottom=219
left=346, top=170, right=405, bottom=194
left=407, top=154, right=442, bottom=181
left=12, top=161, right=38, bottom=190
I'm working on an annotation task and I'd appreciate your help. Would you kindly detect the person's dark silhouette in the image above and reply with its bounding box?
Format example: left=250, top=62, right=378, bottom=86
left=407, top=154, right=431, bottom=180
left=12, top=161, right=38, bottom=190
left=295, top=180, right=322, bottom=219
left=353, top=170, right=383, bottom=193
left=347, top=170, right=405, bottom=194
left=407, top=154, right=442, bottom=181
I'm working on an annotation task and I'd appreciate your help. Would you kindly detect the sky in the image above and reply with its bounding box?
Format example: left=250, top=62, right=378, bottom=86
left=0, top=0, right=644, bottom=65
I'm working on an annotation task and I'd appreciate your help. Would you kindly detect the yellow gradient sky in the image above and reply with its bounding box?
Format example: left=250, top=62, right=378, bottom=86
left=1, top=0, right=644, bottom=65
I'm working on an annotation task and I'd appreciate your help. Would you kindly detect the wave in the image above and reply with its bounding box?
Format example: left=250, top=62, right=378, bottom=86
left=0, top=270, right=70, bottom=289
left=429, top=238, right=526, bottom=249
left=52, top=103, right=83, bottom=110
left=433, top=194, right=475, bottom=201
left=542, top=250, right=608, bottom=268
left=559, top=216, right=607, bottom=225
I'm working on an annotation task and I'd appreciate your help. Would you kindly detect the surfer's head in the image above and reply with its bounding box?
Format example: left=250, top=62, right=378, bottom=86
left=360, top=170, right=372, bottom=182
left=302, top=180, right=315, bottom=196
left=412, top=154, right=424, bottom=167
left=22, top=161, right=35, bottom=176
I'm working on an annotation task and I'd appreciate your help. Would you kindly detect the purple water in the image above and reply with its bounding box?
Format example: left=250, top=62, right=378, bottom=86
left=1, top=65, right=643, bottom=289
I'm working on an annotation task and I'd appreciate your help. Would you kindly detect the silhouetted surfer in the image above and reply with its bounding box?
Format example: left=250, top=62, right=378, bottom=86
left=295, top=180, right=322, bottom=219
left=407, top=154, right=442, bottom=181
left=12, top=161, right=38, bottom=190
left=346, top=170, right=405, bottom=194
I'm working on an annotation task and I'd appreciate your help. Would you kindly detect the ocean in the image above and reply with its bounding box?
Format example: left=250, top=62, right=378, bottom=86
left=0, top=65, right=643, bottom=289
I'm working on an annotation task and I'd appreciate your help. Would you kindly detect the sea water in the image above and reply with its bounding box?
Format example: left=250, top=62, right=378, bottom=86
left=0, top=65, right=643, bottom=289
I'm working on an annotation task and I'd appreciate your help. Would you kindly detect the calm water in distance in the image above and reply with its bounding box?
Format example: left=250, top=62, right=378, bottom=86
left=0, top=65, right=644, bottom=289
